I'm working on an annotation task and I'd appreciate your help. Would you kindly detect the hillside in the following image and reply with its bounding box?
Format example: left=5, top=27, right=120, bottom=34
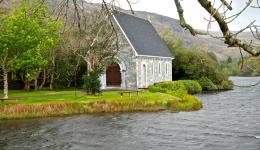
left=1, top=1, right=258, bottom=60
left=130, top=10, right=259, bottom=60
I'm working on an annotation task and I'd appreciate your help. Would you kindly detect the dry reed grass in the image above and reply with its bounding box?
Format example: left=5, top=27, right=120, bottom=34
left=0, top=96, right=202, bottom=120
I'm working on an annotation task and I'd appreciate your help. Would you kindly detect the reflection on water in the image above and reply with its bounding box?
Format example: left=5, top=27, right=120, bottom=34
left=0, top=77, right=260, bottom=150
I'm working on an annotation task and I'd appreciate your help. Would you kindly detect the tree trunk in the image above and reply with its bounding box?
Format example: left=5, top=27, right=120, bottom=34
left=3, top=67, right=8, bottom=99
left=67, top=80, right=73, bottom=88
left=39, top=68, right=46, bottom=90
left=49, top=73, right=54, bottom=90
left=24, top=79, right=30, bottom=91
left=34, top=77, right=38, bottom=91
left=49, top=52, right=56, bottom=91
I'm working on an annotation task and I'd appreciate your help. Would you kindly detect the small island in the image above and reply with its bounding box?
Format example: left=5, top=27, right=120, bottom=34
left=0, top=87, right=203, bottom=120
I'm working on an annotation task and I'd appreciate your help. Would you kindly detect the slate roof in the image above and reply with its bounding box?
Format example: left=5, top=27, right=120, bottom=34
left=113, top=11, right=173, bottom=58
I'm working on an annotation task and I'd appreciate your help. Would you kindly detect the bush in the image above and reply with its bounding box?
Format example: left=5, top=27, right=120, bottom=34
left=240, top=57, right=260, bottom=76
left=180, top=80, right=202, bottom=94
left=83, top=68, right=103, bottom=95
left=163, top=33, right=231, bottom=91
left=151, top=80, right=202, bottom=94
left=167, top=89, right=187, bottom=97
left=155, top=81, right=186, bottom=91
left=148, top=85, right=168, bottom=93
left=198, top=77, right=218, bottom=91
left=217, top=80, right=234, bottom=90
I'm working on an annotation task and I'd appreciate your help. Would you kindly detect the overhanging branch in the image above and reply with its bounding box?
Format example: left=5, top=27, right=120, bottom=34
left=174, top=0, right=207, bottom=36
left=197, top=0, right=260, bottom=56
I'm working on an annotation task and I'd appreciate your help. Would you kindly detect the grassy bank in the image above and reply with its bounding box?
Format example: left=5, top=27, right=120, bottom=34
left=0, top=90, right=202, bottom=120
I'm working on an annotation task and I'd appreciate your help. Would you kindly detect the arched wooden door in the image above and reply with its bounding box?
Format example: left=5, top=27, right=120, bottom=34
left=106, top=63, right=121, bottom=86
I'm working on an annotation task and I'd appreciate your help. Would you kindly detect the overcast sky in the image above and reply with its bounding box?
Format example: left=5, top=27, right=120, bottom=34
left=90, top=0, right=260, bottom=31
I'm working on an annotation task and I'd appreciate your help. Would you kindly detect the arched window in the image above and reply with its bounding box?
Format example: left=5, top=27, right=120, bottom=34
left=142, top=64, right=147, bottom=88
left=151, top=62, right=154, bottom=75
left=158, top=62, right=161, bottom=74
left=166, top=63, right=168, bottom=74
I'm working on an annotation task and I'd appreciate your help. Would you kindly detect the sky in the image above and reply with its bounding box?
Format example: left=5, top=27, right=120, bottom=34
left=89, top=0, right=260, bottom=31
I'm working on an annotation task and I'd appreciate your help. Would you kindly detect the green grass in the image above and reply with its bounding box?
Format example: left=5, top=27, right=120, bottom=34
left=0, top=90, right=203, bottom=120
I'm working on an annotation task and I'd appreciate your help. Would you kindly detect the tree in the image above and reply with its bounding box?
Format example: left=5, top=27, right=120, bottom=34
left=0, top=0, right=61, bottom=96
left=9, top=1, right=61, bottom=91
left=173, top=0, right=260, bottom=57
left=227, top=56, right=232, bottom=64
left=163, top=31, right=233, bottom=90
left=60, top=8, right=118, bottom=94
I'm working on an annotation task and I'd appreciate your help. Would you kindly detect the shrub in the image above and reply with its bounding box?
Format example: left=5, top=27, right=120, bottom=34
left=163, top=33, right=231, bottom=91
left=171, top=95, right=203, bottom=111
left=150, top=80, right=202, bottom=94
left=167, top=89, right=187, bottom=97
left=217, top=80, right=234, bottom=90
left=198, top=77, right=218, bottom=91
left=148, top=85, right=168, bottom=93
left=155, top=81, right=186, bottom=91
left=83, top=67, right=103, bottom=95
left=179, top=80, right=202, bottom=94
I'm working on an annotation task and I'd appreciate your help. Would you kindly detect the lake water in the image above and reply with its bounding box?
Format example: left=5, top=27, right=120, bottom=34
left=0, top=77, right=260, bottom=150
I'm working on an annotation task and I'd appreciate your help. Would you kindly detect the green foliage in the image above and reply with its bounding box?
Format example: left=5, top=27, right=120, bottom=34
left=0, top=90, right=202, bottom=119
left=9, top=49, right=48, bottom=81
left=221, top=57, right=260, bottom=77
left=180, top=80, right=202, bottom=94
left=198, top=77, right=218, bottom=91
left=155, top=81, right=186, bottom=91
left=220, top=57, right=240, bottom=76
left=240, top=57, right=260, bottom=76
left=148, top=80, right=203, bottom=112
left=83, top=67, right=103, bottom=95
left=149, top=80, right=202, bottom=94
left=163, top=32, right=233, bottom=90
left=148, top=85, right=168, bottom=93
left=227, top=56, right=232, bottom=63
left=171, top=95, right=203, bottom=111
left=217, top=80, right=234, bottom=90
left=8, top=1, right=61, bottom=80
left=0, top=0, right=61, bottom=91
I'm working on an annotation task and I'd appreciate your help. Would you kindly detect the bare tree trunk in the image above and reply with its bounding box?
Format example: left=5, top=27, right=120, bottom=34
left=49, top=73, right=54, bottom=90
left=24, top=79, right=30, bottom=91
left=39, top=68, right=46, bottom=90
left=3, top=67, right=8, bottom=99
left=67, top=80, right=73, bottom=88
left=49, top=50, right=56, bottom=90
left=34, top=77, right=38, bottom=91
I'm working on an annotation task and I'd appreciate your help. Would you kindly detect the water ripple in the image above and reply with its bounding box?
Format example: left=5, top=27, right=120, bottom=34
left=0, top=77, right=260, bottom=150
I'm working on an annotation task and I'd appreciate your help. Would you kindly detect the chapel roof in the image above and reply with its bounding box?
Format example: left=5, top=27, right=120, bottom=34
left=113, top=11, right=173, bottom=58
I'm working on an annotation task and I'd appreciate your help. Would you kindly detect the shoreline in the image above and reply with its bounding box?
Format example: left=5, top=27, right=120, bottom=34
left=0, top=91, right=203, bottom=120
left=0, top=100, right=203, bottom=120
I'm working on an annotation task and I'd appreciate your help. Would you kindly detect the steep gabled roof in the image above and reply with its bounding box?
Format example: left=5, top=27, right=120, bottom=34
left=113, top=11, right=173, bottom=58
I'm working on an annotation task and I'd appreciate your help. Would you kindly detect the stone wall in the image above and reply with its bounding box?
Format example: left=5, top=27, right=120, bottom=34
left=100, top=32, right=138, bottom=90
left=116, top=43, right=137, bottom=90
left=100, top=20, right=173, bottom=90
left=136, top=56, right=172, bottom=88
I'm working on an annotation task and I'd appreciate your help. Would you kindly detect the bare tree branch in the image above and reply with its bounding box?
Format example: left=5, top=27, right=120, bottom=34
left=126, top=0, right=135, bottom=14
left=225, top=0, right=252, bottom=23
left=197, top=0, right=260, bottom=56
left=72, top=0, right=81, bottom=30
left=174, top=0, right=207, bottom=36
left=219, top=0, right=232, bottom=10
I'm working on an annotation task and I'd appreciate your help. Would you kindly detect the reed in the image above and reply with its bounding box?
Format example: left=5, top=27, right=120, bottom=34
left=0, top=90, right=203, bottom=120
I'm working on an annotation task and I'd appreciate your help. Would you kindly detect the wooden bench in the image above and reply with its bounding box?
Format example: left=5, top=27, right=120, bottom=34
left=119, top=90, right=142, bottom=98
left=0, top=98, right=19, bottom=102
